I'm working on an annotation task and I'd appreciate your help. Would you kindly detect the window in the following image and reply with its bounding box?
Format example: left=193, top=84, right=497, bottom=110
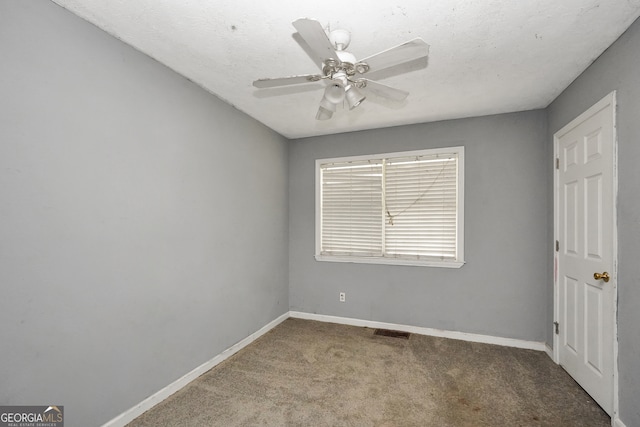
left=315, top=147, right=464, bottom=267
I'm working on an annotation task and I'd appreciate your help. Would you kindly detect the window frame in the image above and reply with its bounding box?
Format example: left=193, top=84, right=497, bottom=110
left=315, top=146, right=465, bottom=268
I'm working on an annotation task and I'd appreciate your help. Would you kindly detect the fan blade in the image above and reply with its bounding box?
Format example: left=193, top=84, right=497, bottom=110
left=253, top=74, right=322, bottom=88
left=292, top=18, right=339, bottom=66
left=359, top=38, right=429, bottom=74
left=361, top=80, right=409, bottom=102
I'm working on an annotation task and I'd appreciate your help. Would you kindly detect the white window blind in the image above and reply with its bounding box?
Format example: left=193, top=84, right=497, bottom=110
left=316, top=147, right=464, bottom=268
left=321, top=160, right=383, bottom=257
left=384, top=154, right=458, bottom=260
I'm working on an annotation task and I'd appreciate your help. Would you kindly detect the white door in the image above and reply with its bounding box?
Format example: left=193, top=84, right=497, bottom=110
left=555, top=92, right=616, bottom=415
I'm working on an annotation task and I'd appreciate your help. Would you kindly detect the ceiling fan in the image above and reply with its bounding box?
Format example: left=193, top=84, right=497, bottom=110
left=253, top=18, right=430, bottom=120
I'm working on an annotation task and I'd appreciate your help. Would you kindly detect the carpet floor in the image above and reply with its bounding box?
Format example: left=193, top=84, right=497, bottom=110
left=127, top=318, right=609, bottom=426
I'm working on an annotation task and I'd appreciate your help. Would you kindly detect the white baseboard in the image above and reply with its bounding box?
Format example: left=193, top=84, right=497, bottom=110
left=104, top=310, right=550, bottom=426
left=101, top=312, right=289, bottom=427
left=289, top=311, right=546, bottom=352
left=545, top=343, right=554, bottom=361
left=613, top=417, right=627, bottom=427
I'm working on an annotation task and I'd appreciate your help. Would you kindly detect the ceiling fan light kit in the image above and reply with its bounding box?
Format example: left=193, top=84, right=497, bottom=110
left=253, top=18, right=429, bottom=120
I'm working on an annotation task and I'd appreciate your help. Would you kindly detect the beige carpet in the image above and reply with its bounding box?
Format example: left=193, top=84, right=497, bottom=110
left=127, top=318, right=609, bottom=426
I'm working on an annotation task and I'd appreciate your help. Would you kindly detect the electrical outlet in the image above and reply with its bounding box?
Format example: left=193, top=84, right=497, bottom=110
left=339, top=292, right=346, bottom=302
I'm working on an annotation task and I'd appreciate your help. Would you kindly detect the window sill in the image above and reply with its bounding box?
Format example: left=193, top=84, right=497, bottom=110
left=314, top=254, right=465, bottom=268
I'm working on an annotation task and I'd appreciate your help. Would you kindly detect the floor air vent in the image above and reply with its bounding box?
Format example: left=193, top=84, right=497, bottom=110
left=374, top=329, right=410, bottom=339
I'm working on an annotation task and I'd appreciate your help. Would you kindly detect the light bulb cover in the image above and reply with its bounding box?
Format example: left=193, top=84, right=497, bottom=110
left=345, top=85, right=366, bottom=110
left=316, top=106, right=333, bottom=120
left=319, top=96, right=337, bottom=112
left=324, top=82, right=345, bottom=104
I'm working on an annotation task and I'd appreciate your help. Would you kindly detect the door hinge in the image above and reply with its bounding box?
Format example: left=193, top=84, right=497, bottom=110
left=556, top=158, right=560, bottom=169
left=555, top=240, right=559, bottom=252
left=554, top=321, right=559, bottom=335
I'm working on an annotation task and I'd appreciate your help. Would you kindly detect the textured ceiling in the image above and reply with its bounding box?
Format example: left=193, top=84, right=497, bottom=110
left=52, top=0, right=640, bottom=139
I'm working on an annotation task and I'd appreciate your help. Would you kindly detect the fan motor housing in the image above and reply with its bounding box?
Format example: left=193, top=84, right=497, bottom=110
left=336, top=50, right=356, bottom=65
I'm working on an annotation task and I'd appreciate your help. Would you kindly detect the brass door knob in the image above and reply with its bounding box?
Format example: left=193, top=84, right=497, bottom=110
left=594, top=272, right=610, bottom=282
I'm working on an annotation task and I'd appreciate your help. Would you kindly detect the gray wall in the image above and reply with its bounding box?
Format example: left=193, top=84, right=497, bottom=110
left=290, top=111, right=549, bottom=342
left=0, top=2, right=288, bottom=426
left=547, top=16, right=640, bottom=426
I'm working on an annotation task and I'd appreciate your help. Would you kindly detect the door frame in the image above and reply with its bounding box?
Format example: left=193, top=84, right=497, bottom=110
left=552, top=91, right=619, bottom=420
